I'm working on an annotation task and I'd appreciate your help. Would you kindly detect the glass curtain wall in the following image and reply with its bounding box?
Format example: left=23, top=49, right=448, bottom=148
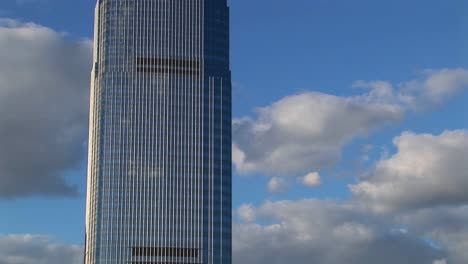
left=84, top=0, right=231, bottom=263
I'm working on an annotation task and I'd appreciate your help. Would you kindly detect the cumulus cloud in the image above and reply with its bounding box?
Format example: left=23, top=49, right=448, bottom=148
left=233, top=68, right=468, bottom=179
left=430, top=226, right=468, bottom=264
left=355, top=68, right=468, bottom=110
left=237, top=204, right=256, bottom=222
left=235, top=129, right=468, bottom=263
left=396, top=206, right=468, bottom=264
left=234, top=200, right=445, bottom=264
left=233, top=91, right=404, bottom=176
left=267, top=177, right=290, bottom=193
left=400, top=68, right=468, bottom=108
left=351, top=130, right=468, bottom=213
left=0, top=19, right=92, bottom=198
left=0, top=234, right=83, bottom=264
left=301, top=172, right=321, bottom=187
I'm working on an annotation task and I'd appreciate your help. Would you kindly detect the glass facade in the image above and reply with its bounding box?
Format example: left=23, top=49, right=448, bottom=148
left=84, top=1, right=231, bottom=263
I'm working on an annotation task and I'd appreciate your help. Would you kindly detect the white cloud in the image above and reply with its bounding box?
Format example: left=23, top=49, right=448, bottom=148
left=397, top=206, right=468, bottom=264
left=233, top=128, right=468, bottom=263
left=233, top=91, right=404, bottom=176
left=267, top=177, right=290, bottom=193
left=232, top=69, right=468, bottom=183
left=0, top=234, right=83, bottom=264
left=235, top=199, right=468, bottom=264
left=431, top=228, right=468, bottom=264
left=351, top=130, right=468, bottom=213
left=301, top=172, right=321, bottom=187
left=356, top=68, right=468, bottom=110
left=234, top=199, right=445, bottom=264
left=237, top=204, right=256, bottom=222
left=352, top=80, right=397, bottom=104
left=400, top=68, right=468, bottom=108
left=0, top=19, right=92, bottom=198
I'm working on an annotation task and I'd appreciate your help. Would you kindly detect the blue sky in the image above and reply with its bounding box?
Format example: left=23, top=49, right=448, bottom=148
left=1, top=0, right=468, bottom=263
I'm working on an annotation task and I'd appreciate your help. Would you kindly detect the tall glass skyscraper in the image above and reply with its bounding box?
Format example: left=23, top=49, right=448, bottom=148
left=84, top=1, right=231, bottom=263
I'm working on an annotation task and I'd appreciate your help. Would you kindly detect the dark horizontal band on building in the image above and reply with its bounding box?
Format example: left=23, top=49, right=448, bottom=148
left=137, top=57, right=200, bottom=68
left=131, top=247, right=199, bottom=258
left=130, top=262, right=201, bottom=264
left=137, top=67, right=200, bottom=75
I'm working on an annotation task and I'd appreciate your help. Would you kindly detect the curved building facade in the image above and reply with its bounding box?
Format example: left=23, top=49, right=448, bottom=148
left=84, top=0, right=231, bottom=263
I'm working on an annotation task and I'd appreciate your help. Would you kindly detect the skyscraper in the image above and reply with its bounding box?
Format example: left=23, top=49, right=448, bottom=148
left=84, top=0, right=231, bottom=263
